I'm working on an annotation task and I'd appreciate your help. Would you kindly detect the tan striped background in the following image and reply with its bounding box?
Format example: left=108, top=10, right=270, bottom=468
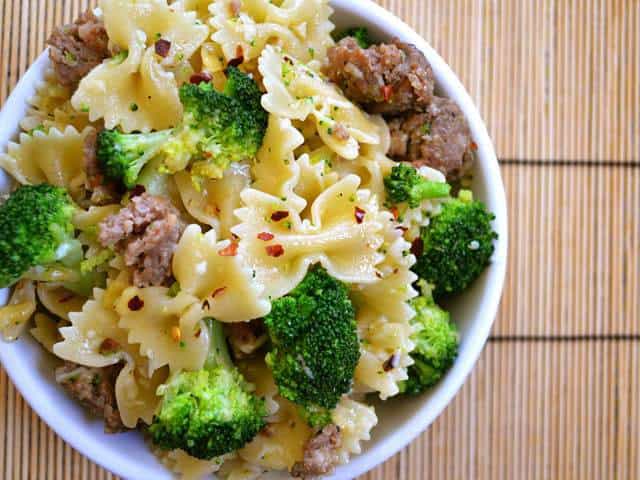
left=1, top=0, right=639, bottom=479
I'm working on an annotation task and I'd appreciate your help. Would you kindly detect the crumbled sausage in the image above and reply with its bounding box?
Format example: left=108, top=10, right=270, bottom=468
left=325, top=37, right=435, bottom=115
left=55, top=361, right=125, bottom=433
left=83, top=129, right=119, bottom=205
left=291, top=424, right=342, bottom=478
left=388, top=97, right=474, bottom=181
left=47, top=9, right=110, bottom=88
left=98, top=193, right=185, bottom=287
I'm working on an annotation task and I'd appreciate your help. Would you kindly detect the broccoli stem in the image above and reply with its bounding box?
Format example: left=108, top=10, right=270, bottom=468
left=411, top=180, right=451, bottom=201
left=203, top=318, right=233, bottom=370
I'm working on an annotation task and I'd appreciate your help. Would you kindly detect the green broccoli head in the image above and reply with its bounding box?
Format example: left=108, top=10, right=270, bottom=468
left=412, top=192, right=497, bottom=298
left=0, top=184, right=77, bottom=288
left=163, top=67, right=268, bottom=182
left=334, top=27, right=372, bottom=48
left=400, top=282, right=459, bottom=395
left=264, top=266, right=360, bottom=424
left=150, top=319, right=266, bottom=460
left=384, top=163, right=451, bottom=208
left=97, top=129, right=171, bottom=188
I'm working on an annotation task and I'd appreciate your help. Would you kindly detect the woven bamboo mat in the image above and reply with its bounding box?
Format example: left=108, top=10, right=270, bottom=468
left=0, top=0, right=639, bottom=478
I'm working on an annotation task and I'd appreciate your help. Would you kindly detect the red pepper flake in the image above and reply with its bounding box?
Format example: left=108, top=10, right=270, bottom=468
left=257, top=232, right=274, bottom=241
left=211, top=287, right=227, bottom=298
left=354, top=206, right=366, bottom=224
left=58, top=293, right=75, bottom=303
left=154, top=38, right=171, bottom=58
left=382, top=352, right=399, bottom=372
left=190, top=71, right=213, bottom=84
left=270, top=210, right=289, bottom=222
left=265, top=244, right=285, bottom=257
left=260, top=425, right=275, bottom=437
left=410, top=237, right=424, bottom=257
left=283, top=55, right=294, bottom=65
left=375, top=271, right=383, bottom=279
left=395, top=225, right=408, bottom=233
left=195, top=328, right=202, bottom=338
left=130, top=184, right=146, bottom=198
left=99, top=338, right=120, bottom=355
left=381, top=85, right=393, bottom=102
left=127, top=295, right=144, bottom=311
left=202, top=299, right=210, bottom=310
left=470, top=141, right=478, bottom=151
left=218, top=242, right=238, bottom=256
left=390, top=206, right=399, bottom=220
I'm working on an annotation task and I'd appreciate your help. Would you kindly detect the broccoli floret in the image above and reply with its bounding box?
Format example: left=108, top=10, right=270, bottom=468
left=384, top=163, right=451, bottom=208
left=150, top=318, right=267, bottom=460
left=400, top=281, right=458, bottom=395
left=264, top=266, right=359, bottom=427
left=0, top=184, right=106, bottom=295
left=412, top=191, right=497, bottom=298
left=97, top=129, right=171, bottom=188
left=334, top=27, right=372, bottom=48
left=163, top=67, right=268, bottom=183
left=97, top=67, right=267, bottom=188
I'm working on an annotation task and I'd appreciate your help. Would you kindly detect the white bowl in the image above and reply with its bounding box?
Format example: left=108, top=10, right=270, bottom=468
left=0, top=1, right=508, bottom=478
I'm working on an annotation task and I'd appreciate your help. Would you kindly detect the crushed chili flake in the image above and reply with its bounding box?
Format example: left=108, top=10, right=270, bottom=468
left=390, top=206, right=399, bottom=220
left=127, top=295, right=144, bottom=311
left=227, top=45, right=244, bottom=67
left=202, top=299, right=210, bottom=310
left=130, top=184, right=146, bottom=198
left=375, top=271, right=383, bottom=279
left=382, top=353, right=399, bottom=372
left=395, top=225, right=408, bottom=233
left=260, top=425, right=275, bottom=437
left=190, top=71, right=213, bottom=84
left=58, top=293, right=75, bottom=303
left=354, top=206, right=366, bottom=224
left=470, top=141, right=478, bottom=151
left=195, top=328, right=202, bottom=338
left=99, top=338, right=120, bottom=355
left=154, top=38, right=171, bottom=58
left=257, top=232, right=274, bottom=241
left=410, top=237, right=424, bottom=257
left=270, top=210, right=289, bottom=222
left=381, top=85, right=393, bottom=102
left=218, top=242, right=238, bottom=256
left=211, top=287, right=227, bottom=298
left=265, top=244, right=285, bottom=257
left=283, top=55, right=294, bottom=65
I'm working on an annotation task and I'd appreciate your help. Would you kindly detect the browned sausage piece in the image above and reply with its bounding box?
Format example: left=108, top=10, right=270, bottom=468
left=325, top=37, right=435, bottom=115
left=388, top=96, right=474, bottom=182
left=55, top=361, right=125, bottom=433
left=47, top=9, right=110, bottom=88
left=98, top=193, right=185, bottom=287
left=291, top=424, right=342, bottom=479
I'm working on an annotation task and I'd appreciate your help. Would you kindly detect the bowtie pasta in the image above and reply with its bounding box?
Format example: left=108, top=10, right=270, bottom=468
left=0, top=0, right=495, bottom=478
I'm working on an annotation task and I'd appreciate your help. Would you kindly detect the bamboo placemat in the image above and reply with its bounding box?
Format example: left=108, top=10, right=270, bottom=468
left=1, top=0, right=639, bottom=479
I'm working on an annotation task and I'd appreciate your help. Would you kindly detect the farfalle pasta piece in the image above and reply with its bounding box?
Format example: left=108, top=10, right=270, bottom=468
left=36, top=283, right=86, bottom=322
left=30, top=313, right=62, bottom=354
left=115, top=362, right=167, bottom=427
left=0, top=126, right=91, bottom=199
left=0, top=280, right=36, bottom=341
left=53, top=288, right=135, bottom=368
left=172, top=225, right=271, bottom=322
left=332, top=397, right=378, bottom=464
left=233, top=175, right=387, bottom=299
left=210, top=0, right=334, bottom=67
left=259, top=46, right=384, bottom=160
left=72, top=35, right=183, bottom=132
left=115, top=286, right=210, bottom=373
left=294, top=152, right=339, bottom=211
left=20, top=68, right=91, bottom=133
left=174, top=163, right=250, bottom=238
left=352, top=225, right=419, bottom=399
left=155, top=447, right=227, bottom=480
left=100, top=0, right=209, bottom=64
left=251, top=115, right=306, bottom=213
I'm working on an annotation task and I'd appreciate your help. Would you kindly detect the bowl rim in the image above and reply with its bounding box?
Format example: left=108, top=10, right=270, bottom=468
left=0, top=1, right=508, bottom=478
